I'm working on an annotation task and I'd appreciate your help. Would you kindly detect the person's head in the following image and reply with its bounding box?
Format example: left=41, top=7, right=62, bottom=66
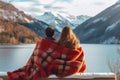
left=58, top=26, right=80, bottom=49
left=45, top=26, right=55, bottom=39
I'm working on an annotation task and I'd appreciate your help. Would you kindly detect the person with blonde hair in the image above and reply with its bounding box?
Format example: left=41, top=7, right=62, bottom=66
left=47, top=26, right=86, bottom=77
left=58, top=26, right=80, bottom=49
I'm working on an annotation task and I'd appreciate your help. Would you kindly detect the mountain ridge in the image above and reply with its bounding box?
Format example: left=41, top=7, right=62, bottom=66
left=38, top=12, right=90, bottom=31
left=74, top=2, right=120, bottom=44
left=0, top=1, right=41, bottom=44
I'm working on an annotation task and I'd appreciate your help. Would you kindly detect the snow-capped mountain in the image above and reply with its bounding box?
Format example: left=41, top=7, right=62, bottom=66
left=38, top=12, right=90, bottom=31
left=71, top=15, right=90, bottom=27
left=0, top=1, right=41, bottom=44
left=0, top=1, right=53, bottom=38
left=38, top=12, right=74, bottom=31
left=74, top=1, right=120, bottom=44
left=0, top=1, right=33, bottom=23
left=0, top=1, right=90, bottom=41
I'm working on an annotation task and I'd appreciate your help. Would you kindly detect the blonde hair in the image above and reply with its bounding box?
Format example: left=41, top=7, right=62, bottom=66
left=58, top=26, right=80, bottom=49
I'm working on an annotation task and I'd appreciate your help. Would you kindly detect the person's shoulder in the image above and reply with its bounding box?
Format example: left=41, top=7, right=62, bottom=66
left=42, top=38, right=57, bottom=44
left=36, top=38, right=57, bottom=47
left=45, top=37, right=55, bottom=41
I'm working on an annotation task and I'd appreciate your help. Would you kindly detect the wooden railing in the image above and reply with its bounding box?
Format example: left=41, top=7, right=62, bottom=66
left=0, top=72, right=116, bottom=80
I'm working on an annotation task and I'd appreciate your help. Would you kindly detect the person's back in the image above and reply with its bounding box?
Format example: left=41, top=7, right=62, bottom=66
left=7, top=26, right=86, bottom=80
left=58, top=26, right=86, bottom=70
left=57, top=26, right=80, bottom=49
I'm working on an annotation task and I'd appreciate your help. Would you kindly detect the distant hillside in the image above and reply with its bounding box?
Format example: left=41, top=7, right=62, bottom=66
left=74, top=1, right=120, bottom=44
left=0, top=1, right=33, bottom=23
left=0, top=1, right=41, bottom=44
left=0, top=1, right=91, bottom=44
left=0, top=20, right=40, bottom=44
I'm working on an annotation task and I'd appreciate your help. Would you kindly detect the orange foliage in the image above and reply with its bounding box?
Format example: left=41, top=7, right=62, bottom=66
left=0, top=20, right=41, bottom=44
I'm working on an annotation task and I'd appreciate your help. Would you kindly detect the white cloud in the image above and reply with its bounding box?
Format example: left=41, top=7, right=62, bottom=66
left=11, top=0, right=118, bottom=17
left=12, top=2, right=34, bottom=11
left=58, top=0, right=117, bottom=16
left=34, top=0, right=55, bottom=4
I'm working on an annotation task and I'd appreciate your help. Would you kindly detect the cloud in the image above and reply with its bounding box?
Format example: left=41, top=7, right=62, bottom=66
left=56, top=0, right=73, bottom=2
left=12, top=2, right=34, bottom=10
left=44, top=5, right=63, bottom=10
left=11, top=1, right=44, bottom=16
left=10, top=0, right=118, bottom=17
left=34, top=0, right=55, bottom=4
left=93, top=2, right=105, bottom=5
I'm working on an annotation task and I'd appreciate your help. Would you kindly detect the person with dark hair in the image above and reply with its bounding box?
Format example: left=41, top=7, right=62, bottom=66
left=45, top=26, right=55, bottom=40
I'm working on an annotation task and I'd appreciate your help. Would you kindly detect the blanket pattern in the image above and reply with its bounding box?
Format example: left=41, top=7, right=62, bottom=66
left=7, top=39, right=86, bottom=80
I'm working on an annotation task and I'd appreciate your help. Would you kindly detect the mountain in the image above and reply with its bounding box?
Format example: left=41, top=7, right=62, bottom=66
left=71, top=15, right=90, bottom=27
left=74, top=1, right=120, bottom=44
left=0, top=1, right=33, bottom=23
left=0, top=1, right=41, bottom=44
left=20, top=19, right=49, bottom=37
left=0, top=20, right=40, bottom=44
left=38, top=12, right=90, bottom=31
left=0, top=1, right=90, bottom=43
left=38, top=12, right=73, bottom=31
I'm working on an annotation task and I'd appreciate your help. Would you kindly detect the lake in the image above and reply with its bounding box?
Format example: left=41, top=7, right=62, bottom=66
left=0, top=44, right=120, bottom=73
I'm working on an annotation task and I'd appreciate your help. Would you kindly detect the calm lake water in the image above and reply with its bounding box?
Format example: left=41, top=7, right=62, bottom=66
left=0, top=44, right=120, bottom=73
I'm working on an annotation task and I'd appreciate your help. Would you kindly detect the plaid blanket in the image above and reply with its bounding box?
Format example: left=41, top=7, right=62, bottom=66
left=7, top=39, right=86, bottom=80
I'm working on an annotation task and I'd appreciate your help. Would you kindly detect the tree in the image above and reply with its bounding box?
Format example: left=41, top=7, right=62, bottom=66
left=108, top=48, right=120, bottom=80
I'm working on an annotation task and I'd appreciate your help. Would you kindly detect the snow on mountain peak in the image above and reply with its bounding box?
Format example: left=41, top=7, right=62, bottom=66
left=38, top=12, right=75, bottom=31
left=38, top=12, right=90, bottom=31
left=0, top=1, right=34, bottom=23
left=44, top=12, right=54, bottom=17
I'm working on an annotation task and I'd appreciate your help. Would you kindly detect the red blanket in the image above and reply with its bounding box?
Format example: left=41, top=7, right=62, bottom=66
left=7, top=39, right=86, bottom=80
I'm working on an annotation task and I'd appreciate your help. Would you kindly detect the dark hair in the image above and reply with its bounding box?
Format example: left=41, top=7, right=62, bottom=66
left=45, top=26, right=55, bottom=37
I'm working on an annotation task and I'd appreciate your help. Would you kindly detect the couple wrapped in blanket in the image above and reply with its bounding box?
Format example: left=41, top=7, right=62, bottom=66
left=7, top=38, right=86, bottom=80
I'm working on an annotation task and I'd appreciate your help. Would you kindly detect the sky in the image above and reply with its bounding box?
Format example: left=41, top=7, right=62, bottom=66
left=3, top=0, right=118, bottom=17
